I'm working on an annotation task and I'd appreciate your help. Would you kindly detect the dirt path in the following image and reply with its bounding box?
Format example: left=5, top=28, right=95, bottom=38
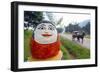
left=60, top=33, right=90, bottom=49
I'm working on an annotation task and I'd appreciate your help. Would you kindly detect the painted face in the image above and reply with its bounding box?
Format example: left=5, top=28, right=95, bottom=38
left=34, top=23, right=57, bottom=44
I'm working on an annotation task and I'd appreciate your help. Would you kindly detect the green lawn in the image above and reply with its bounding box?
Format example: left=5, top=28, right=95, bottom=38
left=24, top=30, right=90, bottom=61
left=60, top=36, right=90, bottom=59
left=24, top=30, right=33, bottom=61
left=60, top=45, right=71, bottom=59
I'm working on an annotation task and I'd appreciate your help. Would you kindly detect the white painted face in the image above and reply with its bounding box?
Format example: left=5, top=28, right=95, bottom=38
left=34, top=22, right=57, bottom=44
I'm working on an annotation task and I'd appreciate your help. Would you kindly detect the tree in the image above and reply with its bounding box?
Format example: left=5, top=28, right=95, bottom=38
left=24, top=11, right=43, bottom=29
left=65, top=22, right=81, bottom=33
left=82, top=21, right=90, bottom=34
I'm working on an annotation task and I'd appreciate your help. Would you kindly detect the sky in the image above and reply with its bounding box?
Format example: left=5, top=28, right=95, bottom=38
left=43, top=12, right=91, bottom=27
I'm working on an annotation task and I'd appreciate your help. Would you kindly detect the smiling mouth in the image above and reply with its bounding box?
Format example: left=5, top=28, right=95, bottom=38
left=42, top=34, right=52, bottom=37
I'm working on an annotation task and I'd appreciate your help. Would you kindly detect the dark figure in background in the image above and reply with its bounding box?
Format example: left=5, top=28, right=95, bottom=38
left=72, top=31, right=79, bottom=41
left=77, top=32, right=85, bottom=43
left=72, top=31, right=85, bottom=44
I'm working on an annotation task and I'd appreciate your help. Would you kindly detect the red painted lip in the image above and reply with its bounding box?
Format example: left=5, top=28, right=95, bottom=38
left=42, top=34, right=52, bottom=37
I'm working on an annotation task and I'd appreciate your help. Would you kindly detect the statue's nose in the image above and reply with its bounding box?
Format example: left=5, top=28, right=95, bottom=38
left=44, top=32, right=49, bottom=34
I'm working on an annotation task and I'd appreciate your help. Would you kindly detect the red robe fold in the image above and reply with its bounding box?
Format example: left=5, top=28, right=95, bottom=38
left=30, top=35, right=60, bottom=59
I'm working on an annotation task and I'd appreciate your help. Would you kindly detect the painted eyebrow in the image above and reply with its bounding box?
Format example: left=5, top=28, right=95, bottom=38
left=38, top=24, right=46, bottom=28
left=48, top=25, right=55, bottom=28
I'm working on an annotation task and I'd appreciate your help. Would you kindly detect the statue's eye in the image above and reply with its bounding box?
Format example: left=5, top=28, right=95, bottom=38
left=37, top=24, right=46, bottom=30
left=49, top=27, right=54, bottom=30
left=48, top=25, right=55, bottom=30
left=38, top=26, right=45, bottom=30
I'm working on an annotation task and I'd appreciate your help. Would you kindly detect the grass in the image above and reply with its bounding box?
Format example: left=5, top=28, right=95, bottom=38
left=60, top=45, right=71, bottom=59
left=24, top=30, right=90, bottom=61
left=60, top=36, right=90, bottom=59
left=24, top=30, right=33, bottom=61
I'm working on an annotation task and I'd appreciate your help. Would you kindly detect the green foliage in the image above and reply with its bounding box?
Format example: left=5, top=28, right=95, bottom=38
left=24, top=30, right=33, bottom=61
left=60, top=36, right=90, bottom=59
left=60, top=45, right=71, bottom=59
left=82, top=21, right=90, bottom=34
left=24, top=11, right=43, bottom=27
left=65, top=23, right=81, bottom=33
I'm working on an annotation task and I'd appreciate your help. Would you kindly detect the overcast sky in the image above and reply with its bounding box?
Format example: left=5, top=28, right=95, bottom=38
left=44, top=12, right=90, bottom=27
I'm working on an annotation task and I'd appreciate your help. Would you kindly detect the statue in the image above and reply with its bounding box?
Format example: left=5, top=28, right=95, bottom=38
left=29, top=21, right=62, bottom=61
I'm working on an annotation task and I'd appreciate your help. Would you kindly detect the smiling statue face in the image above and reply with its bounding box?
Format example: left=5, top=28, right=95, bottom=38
left=34, top=23, right=57, bottom=44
